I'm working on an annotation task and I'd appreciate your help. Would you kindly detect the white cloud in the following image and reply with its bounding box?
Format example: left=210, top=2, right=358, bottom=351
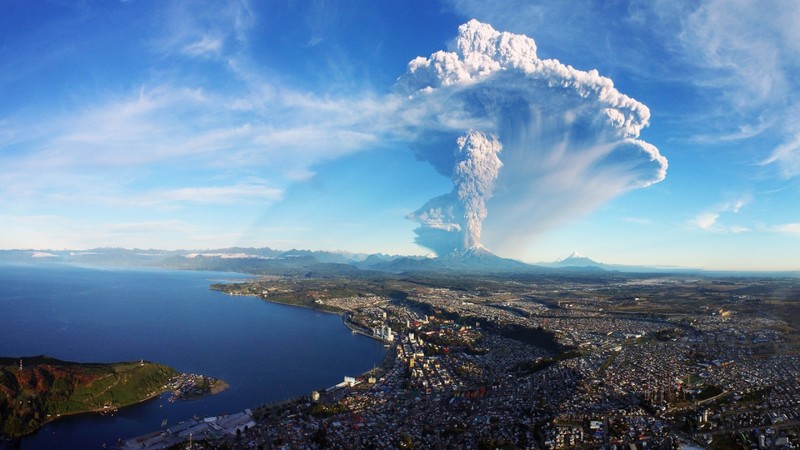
left=0, top=1, right=408, bottom=250
left=692, top=212, right=719, bottom=231
left=154, top=0, right=254, bottom=59
left=731, top=198, right=746, bottom=213
left=34, top=181, right=284, bottom=209
left=140, top=183, right=284, bottom=206
left=672, top=0, right=800, bottom=177
left=690, top=196, right=751, bottom=233
left=761, top=135, right=800, bottom=178
left=0, top=73, right=403, bottom=214
left=773, top=223, right=800, bottom=235
left=183, top=36, right=223, bottom=56
left=679, top=0, right=795, bottom=105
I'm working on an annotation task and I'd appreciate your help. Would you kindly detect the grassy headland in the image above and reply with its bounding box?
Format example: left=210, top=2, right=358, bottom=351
left=0, top=356, right=177, bottom=438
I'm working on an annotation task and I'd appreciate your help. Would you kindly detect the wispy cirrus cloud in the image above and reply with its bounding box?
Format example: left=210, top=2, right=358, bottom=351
left=154, top=0, right=255, bottom=58
left=773, top=223, right=800, bottom=236
left=676, top=0, right=800, bottom=178
left=34, top=179, right=284, bottom=210
left=0, top=213, right=240, bottom=250
left=182, top=36, right=224, bottom=57
left=1, top=76, right=397, bottom=209
left=689, top=196, right=750, bottom=233
left=136, top=183, right=284, bottom=207
left=103, top=220, right=190, bottom=234
left=761, top=134, right=800, bottom=179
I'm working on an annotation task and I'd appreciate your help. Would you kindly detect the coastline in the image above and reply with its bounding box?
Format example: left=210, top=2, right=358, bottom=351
left=4, top=379, right=233, bottom=441
left=3, top=265, right=387, bottom=449
left=1, top=387, right=171, bottom=441
left=210, top=379, right=229, bottom=395
left=172, top=378, right=230, bottom=402
left=217, top=290, right=345, bottom=316
left=250, top=298, right=397, bottom=376
left=218, top=290, right=390, bottom=345
left=113, top=288, right=394, bottom=449
left=216, top=289, right=394, bottom=383
left=1, top=368, right=229, bottom=440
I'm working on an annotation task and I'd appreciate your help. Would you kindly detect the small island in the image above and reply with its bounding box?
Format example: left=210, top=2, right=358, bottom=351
left=0, top=356, right=226, bottom=439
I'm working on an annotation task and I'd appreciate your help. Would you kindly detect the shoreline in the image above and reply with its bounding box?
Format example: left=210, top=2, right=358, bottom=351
left=113, top=289, right=395, bottom=448
left=172, top=379, right=230, bottom=402
left=4, top=267, right=385, bottom=447
left=219, top=290, right=345, bottom=316
left=1, top=371, right=229, bottom=441
left=1, top=387, right=172, bottom=441
left=217, top=290, right=395, bottom=386
left=247, top=297, right=397, bottom=392
left=8, top=283, right=387, bottom=443
left=221, top=291, right=392, bottom=345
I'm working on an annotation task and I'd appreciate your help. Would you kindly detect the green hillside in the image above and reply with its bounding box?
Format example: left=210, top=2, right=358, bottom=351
left=0, top=356, right=178, bottom=438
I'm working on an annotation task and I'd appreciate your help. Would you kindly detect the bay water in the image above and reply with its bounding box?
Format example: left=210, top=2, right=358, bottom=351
left=0, top=263, right=386, bottom=449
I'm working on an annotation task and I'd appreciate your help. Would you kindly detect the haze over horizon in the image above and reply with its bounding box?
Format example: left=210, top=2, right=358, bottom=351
left=1, top=1, right=799, bottom=271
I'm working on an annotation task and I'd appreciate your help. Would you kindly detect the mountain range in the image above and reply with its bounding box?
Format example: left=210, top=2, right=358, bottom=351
left=0, top=246, right=534, bottom=275
left=1, top=247, right=795, bottom=278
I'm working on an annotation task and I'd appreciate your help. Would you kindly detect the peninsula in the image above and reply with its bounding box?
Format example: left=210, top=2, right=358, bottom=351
left=0, top=356, right=226, bottom=439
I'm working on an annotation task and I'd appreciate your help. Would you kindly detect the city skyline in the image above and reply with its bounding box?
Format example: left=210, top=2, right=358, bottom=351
left=1, top=0, right=799, bottom=270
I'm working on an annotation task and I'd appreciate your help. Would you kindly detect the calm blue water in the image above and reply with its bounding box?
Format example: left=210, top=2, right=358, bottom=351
left=0, top=263, right=386, bottom=449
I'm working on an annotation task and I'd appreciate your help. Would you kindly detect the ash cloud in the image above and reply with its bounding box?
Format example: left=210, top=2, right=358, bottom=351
left=399, top=20, right=668, bottom=257
left=410, top=130, right=502, bottom=255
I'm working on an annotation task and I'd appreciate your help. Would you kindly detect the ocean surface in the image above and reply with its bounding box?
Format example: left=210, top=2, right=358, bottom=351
left=0, top=263, right=386, bottom=449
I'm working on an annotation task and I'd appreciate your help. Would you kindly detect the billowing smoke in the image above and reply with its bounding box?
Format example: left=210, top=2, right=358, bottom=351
left=410, top=130, right=502, bottom=254
left=454, top=131, right=502, bottom=249
left=399, top=20, right=668, bottom=257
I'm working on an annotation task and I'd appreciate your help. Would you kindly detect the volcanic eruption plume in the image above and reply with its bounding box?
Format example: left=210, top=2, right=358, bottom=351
left=399, top=20, right=668, bottom=257
left=454, top=131, right=503, bottom=249
left=410, top=130, right=502, bottom=255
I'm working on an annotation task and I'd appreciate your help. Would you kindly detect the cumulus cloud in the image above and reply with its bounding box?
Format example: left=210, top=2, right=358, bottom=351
left=399, top=20, right=667, bottom=256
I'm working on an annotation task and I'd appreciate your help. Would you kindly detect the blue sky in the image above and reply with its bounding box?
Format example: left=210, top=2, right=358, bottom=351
left=1, top=0, right=798, bottom=271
